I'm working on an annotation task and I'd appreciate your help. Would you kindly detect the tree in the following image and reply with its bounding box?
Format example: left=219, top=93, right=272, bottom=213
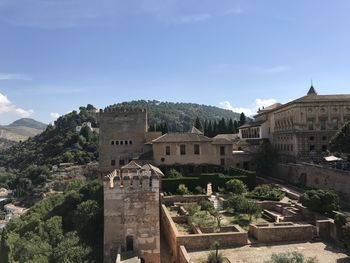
left=254, top=140, right=279, bottom=177
left=329, top=121, right=350, bottom=159
left=247, top=184, right=285, bottom=201
left=194, top=117, right=203, bottom=131
left=207, top=242, right=224, bottom=263
left=239, top=112, right=246, bottom=126
left=199, top=200, right=215, bottom=214
left=264, top=252, right=318, bottom=263
left=225, top=179, right=248, bottom=195
left=300, top=190, right=340, bottom=214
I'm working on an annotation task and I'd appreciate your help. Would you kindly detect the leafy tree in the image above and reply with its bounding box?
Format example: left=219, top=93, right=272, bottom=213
left=329, top=121, right=350, bottom=160
left=254, top=140, right=279, bottom=177
left=199, top=200, right=215, bottom=214
left=300, top=190, right=340, bottom=214
left=264, top=252, right=318, bottom=263
left=225, top=179, right=248, bottom=195
left=207, top=242, right=223, bottom=263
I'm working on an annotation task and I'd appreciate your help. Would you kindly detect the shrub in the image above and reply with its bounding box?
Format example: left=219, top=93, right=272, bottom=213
left=265, top=252, right=318, bottom=263
left=300, top=190, right=340, bottom=214
left=199, top=199, right=215, bottom=213
left=225, top=179, right=248, bottom=195
left=335, top=213, right=350, bottom=227
left=207, top=251, right=224, bottom=263
left=167, top=169, right=183, bottom=178
left=195, top=186, right=205, bottom=194
left=247, top=184, right=285, bottom=201
left=177, top=184, right=190, bottom=195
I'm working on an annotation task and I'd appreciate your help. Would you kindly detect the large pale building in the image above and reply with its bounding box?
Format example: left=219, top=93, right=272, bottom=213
left=238, top=86, right=350, bottom=162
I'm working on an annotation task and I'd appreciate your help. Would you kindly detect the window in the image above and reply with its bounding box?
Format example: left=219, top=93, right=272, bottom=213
left=129, top=140, right=133, bottom=145
left=220, top=158, right=225, bottom=166
left=111, top=160, right=116, bottom=166
left=308, top=119, right=314, bottom=130
left=165, top=146, right=170, bottom=155
left=309, top=136, right=314, bottom=141
left=194, top=144, right=200, bottom=155
left=291, top=145, right=293, bottom=152
left=116, top=141, right=119, bottom=145
left=220, top=146, right=225, bottom=156
left=125, top=140, right=128, bottom=145
left=320, top=119, right=326, bottom=130
left=332, top=118, right=338, bottom=130
left=111, top=141, right=114, bottom=145
left=180, top=145, right=186, bottom=155
left=322, top=136, right=327, bottom=141
left=119, top=159, right=125, bottom=166
left=309, top=145, right=315, bottom=151
left=322, top=145, right=327, bottom=152
left=120, top=140, right=123, bottom=145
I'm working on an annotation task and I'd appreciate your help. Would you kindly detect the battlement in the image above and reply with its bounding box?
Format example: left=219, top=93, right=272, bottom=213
left=99, top=107, right=147, bottom=114
left=105, top=169, right=160, bottom=191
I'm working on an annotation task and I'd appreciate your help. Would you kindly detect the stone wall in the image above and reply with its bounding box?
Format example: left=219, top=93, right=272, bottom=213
left=249, top=222, right=314, bottom=243
left=160, top=205, right=179, bottom=263
left=277, top=163, right=350, bottom=202
left=178, top=246, right=191, bottom=263
left=161, top=195, right=208, bottom=206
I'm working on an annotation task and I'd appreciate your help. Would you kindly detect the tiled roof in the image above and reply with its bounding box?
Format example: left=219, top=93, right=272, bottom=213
left=212, top=134, right=239, bottom=144
left=121, top=161, right=142, bottom=170
left=239, top=120, right=266, bottom=129
left=152, top=132, right=212, bottom=143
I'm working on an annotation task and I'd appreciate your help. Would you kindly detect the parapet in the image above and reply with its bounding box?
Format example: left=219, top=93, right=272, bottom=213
left=99, top=107, right=147, bottom=114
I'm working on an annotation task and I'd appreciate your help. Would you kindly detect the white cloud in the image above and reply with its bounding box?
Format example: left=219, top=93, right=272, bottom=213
left=0, top=73, right=31, bottom=80
left=50, top=112, right=60, bottom=120
left=0, top=92, right=34, bottom=117
left=176, top=13, right=212, bottom=24
left=219, top=98, right=278, bottom=116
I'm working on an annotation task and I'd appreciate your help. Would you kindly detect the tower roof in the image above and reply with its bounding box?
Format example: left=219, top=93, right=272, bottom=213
left=307, top=85, right=317, bottom=96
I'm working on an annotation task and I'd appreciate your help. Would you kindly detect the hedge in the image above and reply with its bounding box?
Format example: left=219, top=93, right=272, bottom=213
left=161, top=172, right=256, bottom=194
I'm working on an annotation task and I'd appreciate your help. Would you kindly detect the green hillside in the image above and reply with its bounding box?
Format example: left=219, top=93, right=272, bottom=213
left=110, top=100, right=243, bottom=132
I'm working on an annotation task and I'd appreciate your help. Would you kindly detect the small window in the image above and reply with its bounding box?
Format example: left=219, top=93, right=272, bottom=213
left=291, top=145, right=293, bottom=152
left=220, top=158, right=225, bottom=166
left=111, top=160, right=116, bottom=166
left=322, top=136, right=327, bottom=141
left=194, top=144, right=200, bottom=155
left=322, top=145, right=327, bottom=152
left=220, top=146, right=225, bottom=155
left=116, top=141, right=119, bottom=145
left=308, top=119, right=314, bottom=130
left=320, top=119, right=326, bottom=130
left=111, top=141, right=114, bottom=145
left=332, top=118, right=338, bottom=130
left=120, top=141, right=123, bottom=145
left=125, top=140, right=128, bottom=145
left=119, top=159, right=125, bottom=166
left=129, top=140, right=133, bottom=145
left=309, top=145, right=315, bottom=151
left=165, top=146, right=170, bottom=156
left=180, top=145, right=186, bottom=155
left=309, top=136, right=314, bottom=141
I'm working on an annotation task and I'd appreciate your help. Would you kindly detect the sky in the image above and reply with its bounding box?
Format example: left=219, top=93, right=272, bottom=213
left=1, top=0, right=350, bottom=125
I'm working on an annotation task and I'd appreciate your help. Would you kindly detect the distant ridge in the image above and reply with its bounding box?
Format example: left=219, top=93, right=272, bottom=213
left=0, top=118, right=47, bottom=142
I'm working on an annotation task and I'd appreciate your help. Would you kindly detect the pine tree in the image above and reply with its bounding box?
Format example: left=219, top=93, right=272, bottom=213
left=233, top=120, right=239, bottom=133
left=239, top=112, right=247, bottom=126
left=228, top=119, right=234, bottom=133
left=194, top=117, right=203, bottom=131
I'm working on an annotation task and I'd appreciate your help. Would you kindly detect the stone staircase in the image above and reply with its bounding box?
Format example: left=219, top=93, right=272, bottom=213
left=210, top=195, right=223, bottom=210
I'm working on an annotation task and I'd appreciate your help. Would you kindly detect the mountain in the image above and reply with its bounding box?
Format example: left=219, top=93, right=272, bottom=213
left=0, top=118, right=47, bottom=142
left=109, top=100, right=244, bottom=132
left=8, top=118, right=47, bottom=130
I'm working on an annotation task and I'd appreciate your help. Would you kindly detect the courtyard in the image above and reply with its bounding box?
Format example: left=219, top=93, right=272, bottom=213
left=188, top=241, right=350, bottom=263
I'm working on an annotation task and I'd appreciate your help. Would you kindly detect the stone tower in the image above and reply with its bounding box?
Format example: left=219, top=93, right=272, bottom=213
left=98, top=108, right=148, bottom=174
left=103, top=162, right=163, bottom=263
left=99, top=107, right=162, bottom=263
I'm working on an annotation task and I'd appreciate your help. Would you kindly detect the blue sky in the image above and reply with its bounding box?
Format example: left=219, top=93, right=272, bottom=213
left=1, top=0, right=350, bottom=125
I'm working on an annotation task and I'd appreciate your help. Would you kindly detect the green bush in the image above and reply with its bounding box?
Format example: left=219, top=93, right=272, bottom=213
left=225, top=179, right=248, bottom=195
left=300, top=190, right=340, bottom=214
left=177, top=184, right=190, bottom=195
left=264, top=252, right=318, bottom=263
left=167, top=169, right=183, bottom=178
left=335, top=213, right=350, bottom=227
left=247, top=184, right=285, bottom=201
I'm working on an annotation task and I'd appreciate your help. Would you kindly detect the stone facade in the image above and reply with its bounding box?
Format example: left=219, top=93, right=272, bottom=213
left=103, top=162, right=163, bottom=263
left=239, top=87, right=350, bottom=161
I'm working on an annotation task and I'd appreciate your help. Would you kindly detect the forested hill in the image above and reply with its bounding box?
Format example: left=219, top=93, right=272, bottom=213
left=109, top=100, right=243, bottom=132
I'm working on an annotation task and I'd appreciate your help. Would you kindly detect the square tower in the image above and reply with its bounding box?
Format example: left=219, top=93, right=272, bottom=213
left=99, top=108, right=148, bottom=174
left=103, top=162, right=163, bottom=263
